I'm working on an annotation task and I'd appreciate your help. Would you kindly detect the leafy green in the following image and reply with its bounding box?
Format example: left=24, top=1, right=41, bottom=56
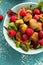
left=26, top=42, right=31, bottom=49
left=15, top=41, right=20, bottom=48
left=37, top=44, right=41, bottom=48
left=37, top=2, right=43, bottom=10
left=20, top=43, right=28, bottom=51
left=41, top=46, right=43, bottom=48
left=20, top=42, right=31, bottom=52
left=18, top=13, right=22, bottom=19
left=37, top=44, right=43, bottom=49
left=11, top=37, right=15, bottom=40
left=9, top=22, right=17, bottom=31
left=8, top=26, right=12, bottom=30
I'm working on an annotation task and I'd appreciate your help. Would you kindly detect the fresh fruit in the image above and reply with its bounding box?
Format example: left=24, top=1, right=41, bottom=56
left=0, top=15, right=3, bottom=21
left=33, top=8, right=40, bottom=14
left=33, top=15, right=39, bottom=21
left=10, top=15, right=17, bottom=22
left=8, top=30, right=16, bottom=37
left=39, top=39, right=43, bottom=46
left=39, top=30, right=43, bottom=38
left=20, top=9, right=26, bottom=16
left=26, top=28, right=34, bottom=36
left=22, top=34, right=28, bottom=41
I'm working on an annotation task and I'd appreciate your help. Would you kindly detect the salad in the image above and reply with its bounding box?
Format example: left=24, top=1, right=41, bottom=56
left=5, top=2, right=43, bottom=51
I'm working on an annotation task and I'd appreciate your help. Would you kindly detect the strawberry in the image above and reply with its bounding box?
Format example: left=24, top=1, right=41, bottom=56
left=8, top=30, right=16, bottom=37
left=20, top=9, right=26, bottom=16
left=39, top=31, right=43, bottom=38
left=0, top=15, right=3, bottom=21
left=10, top=15, right=17, bottom=22
left=26, top=28, right=34, bottom=36
left=33, top=8, right=40, bottom=14
left=22, top=34, right=28, bottom=41
left=33, top=15, right=39, bottom=21
left=39, top=39, right=43, bottom=46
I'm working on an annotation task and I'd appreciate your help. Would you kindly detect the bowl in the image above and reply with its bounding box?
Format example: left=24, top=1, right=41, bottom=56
left=3, top=2, right=43, bottom=54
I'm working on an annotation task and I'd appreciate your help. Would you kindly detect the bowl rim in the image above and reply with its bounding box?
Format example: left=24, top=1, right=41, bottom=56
left=3, top=2, right=43, bottom=55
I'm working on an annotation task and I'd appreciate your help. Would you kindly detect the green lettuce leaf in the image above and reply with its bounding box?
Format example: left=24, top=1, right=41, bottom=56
left=9, top=22, right=17, bottom=31
left=37, top=2, right=43, bottom=10
left=15, top=41, right=20, bottom=48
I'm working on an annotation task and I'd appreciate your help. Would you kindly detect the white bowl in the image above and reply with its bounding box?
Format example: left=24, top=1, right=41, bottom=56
left=3, top=2, right=43, bottom=54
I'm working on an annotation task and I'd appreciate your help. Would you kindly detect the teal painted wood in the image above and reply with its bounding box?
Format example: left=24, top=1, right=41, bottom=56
left=0, top=0, right=43, bottom=65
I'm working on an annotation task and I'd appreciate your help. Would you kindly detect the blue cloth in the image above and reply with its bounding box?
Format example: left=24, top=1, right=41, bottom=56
left=0, top=0, right=43, bottom=65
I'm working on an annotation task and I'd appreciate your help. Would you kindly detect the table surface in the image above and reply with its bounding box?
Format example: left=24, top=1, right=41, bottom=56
left=0, top=0, right=43, bottom=65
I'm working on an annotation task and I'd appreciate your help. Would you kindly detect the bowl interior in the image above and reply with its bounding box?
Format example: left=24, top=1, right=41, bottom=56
left=3, top=2, right=43, bottom=54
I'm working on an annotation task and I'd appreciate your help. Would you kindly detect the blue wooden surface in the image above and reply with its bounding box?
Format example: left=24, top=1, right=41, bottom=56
left=0, top=0, right=43, bottom=65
